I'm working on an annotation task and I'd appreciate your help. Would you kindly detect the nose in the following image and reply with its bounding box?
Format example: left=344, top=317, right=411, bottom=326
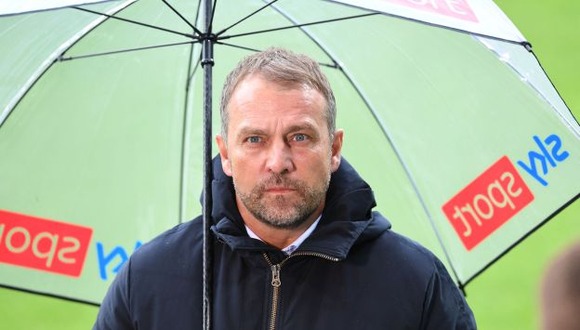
left=266, top=138, right=294, bottom=175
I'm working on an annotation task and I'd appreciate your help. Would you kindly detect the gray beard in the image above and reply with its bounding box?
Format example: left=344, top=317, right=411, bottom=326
left=235, top=173, right=329, bottom=229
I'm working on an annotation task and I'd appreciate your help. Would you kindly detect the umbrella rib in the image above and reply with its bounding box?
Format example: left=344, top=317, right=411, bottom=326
left=217, top=12, right=378, bottom=40
left=343, top=77, right=463, bottom=287
left=216, top=41, right=339, bottom=68
left=72, top=6, right=198, bottom=39
left=57, top=41, right=199, bottom=61
left=215, top=41, right=262, bottom=53
left=161, top=0, right=203, bottom=35
left=215, top=0, right=280, bottom=37
left=208, top=0, right=218, bottom=34
left=188, top=52, right=203, bottom=89
left=179, top=43, right=202, bottom=225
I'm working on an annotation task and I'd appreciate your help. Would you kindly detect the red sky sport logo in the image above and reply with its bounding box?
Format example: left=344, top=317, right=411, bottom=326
left=0, top=210, right=93, bottom=277
left=442, top=133, right=571, bottom=250
left=442, top=156, right=534, bottom=251
left=388, top=0, right=478, bottom=22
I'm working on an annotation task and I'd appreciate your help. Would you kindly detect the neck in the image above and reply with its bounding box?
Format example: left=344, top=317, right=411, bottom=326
left=237, top=199, right=323, bottom=249
left=243, top=217, right=318, bottom=250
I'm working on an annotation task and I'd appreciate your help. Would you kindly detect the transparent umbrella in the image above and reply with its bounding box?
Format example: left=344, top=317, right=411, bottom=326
left=0, top=0, right=578, bottom=310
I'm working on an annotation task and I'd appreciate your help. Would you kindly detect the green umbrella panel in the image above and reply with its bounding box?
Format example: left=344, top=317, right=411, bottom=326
left=0, top=0, right=578, bottom=304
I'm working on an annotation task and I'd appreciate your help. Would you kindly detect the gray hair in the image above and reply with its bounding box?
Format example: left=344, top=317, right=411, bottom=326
left=219, top=47, right=336, bottom=142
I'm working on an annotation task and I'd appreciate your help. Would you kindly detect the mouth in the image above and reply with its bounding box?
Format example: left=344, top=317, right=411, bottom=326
left=265, top=187, right=294, bottom=192
left=264, top=186, right=296, bottom=194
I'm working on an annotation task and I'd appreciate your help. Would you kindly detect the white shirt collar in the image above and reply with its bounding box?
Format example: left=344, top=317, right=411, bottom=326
left=245, top=216, right=321, bottom=255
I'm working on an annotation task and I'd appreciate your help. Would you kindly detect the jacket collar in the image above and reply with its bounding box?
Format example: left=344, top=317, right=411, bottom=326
left=209, top=156, right=390, bottom=259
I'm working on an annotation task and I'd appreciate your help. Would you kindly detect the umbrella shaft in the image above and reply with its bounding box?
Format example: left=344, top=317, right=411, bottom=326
left=202, top=1, right=215, bottom=329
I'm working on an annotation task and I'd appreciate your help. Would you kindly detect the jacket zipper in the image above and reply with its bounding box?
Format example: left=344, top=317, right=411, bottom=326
left=263, top=251, right=340, bottom=330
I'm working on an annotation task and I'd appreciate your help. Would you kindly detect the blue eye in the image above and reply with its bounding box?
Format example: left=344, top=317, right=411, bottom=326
left=247, top=136, right=261, bottom=143
left=293, top=134, right=307, bottom=142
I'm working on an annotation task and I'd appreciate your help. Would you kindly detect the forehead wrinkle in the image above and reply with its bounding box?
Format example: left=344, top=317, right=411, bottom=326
left=236, top=118, right=319, bottom=136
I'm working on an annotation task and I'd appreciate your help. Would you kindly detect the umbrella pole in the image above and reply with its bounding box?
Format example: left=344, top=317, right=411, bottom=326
left=201, top=43, right=214, bottom=329
left=201, top=1, right=214, bottom=329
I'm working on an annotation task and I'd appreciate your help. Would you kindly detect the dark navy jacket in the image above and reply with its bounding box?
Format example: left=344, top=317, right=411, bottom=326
left=94, top=158, right=476, bottom=329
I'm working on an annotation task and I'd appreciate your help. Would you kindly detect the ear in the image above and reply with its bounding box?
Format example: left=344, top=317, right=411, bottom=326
left=330, top=129, right=344, bottom=172
left=216, top=135, right=233, bottom=177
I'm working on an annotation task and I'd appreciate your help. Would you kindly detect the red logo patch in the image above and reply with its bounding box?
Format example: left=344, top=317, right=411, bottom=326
left=442, top=156, right=534, bottom=250
left=0, top=210, right=93, bottom=277
left=388, top=0, right=479, bottom=22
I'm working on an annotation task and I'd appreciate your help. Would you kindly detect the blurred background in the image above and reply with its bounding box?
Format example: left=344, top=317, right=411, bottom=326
left=0, top=1, right=578, bottom=329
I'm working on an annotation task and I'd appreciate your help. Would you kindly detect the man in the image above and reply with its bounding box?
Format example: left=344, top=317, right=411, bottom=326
left=540, top=240, right=580, bottom=330
left=94, top=48, right=476, bottom=329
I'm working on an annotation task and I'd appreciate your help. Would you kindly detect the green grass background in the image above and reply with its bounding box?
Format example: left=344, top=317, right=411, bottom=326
left=1, top=1, right=578, bottom=329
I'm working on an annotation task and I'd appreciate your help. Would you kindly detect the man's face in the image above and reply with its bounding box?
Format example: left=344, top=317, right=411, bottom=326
left=216, top=74, right=343, bottom=229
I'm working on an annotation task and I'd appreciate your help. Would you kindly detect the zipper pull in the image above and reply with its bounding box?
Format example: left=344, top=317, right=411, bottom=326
left=271, top=264, right=281, bottom=287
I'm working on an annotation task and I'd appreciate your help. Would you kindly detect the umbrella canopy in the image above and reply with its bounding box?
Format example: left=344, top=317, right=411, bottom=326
left=0, top=0, right=578, bottom=306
